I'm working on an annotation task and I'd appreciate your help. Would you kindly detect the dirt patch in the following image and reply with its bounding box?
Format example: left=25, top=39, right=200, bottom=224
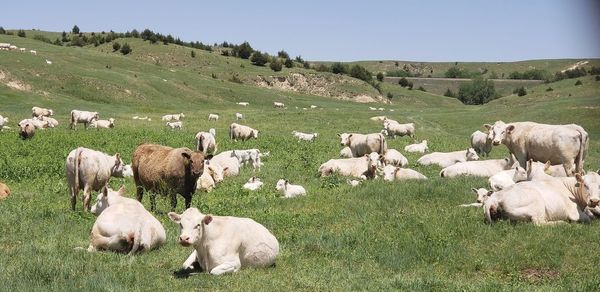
left=0, top=70, right=33, bottom=92
left=520, top=267, right=559, bottom=282
left=562, top=61, right=589, bottom=73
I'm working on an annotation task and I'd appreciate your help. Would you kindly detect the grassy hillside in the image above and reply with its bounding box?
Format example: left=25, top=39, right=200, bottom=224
left=1, top=31, right=600, bottom=290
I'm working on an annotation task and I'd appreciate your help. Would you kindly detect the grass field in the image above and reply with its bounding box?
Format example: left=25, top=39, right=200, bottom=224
left=1, top=32, right=600, bottom=290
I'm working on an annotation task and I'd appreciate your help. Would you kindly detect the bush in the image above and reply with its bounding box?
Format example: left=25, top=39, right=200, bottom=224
left=444, top=66, right=473, bottom=78
left=33, top=35, right=52, bottom=44
left=444, top=88, right=455, bottom=97
left=270, top=59, right=283, bottom=72
left=229, top=74, right=243, bottom=84
left=316, top=64, right=330, bottom=72
left=250, top=51, right=268, bottom=66
left=0, top=27, right=5, bottom=34
left=387, top=92, right=393, bottom=99
left=596, top=75, right=600, bottom=81
left=514, top=86, right=527, bottom=96
left=211, top=73, right=217, bottom=79
left=417, top=86, right=426, bottom=92
left=331, top=62, right=348, bottom=75
left=457, top=77, right=496, bottom=105
left=221, top=50, right=230, bottom=57
left=112, top=42, right=121, bottom=52
left=237, top=42, right=253, bottom=59
left=284, top=58, right=294, bottom=68
left=546, top=87, right=553, bottom=91
left=191, top=50, right=196, bottom=58
left=72, top=25, right=80, bottom=34
left=508, top=69, right=549, bottom=80
left=371, top=81, right=382, bottom=94
left=590, top=66, right=600, bottom=75
left=386, top=70, right=412, bottom=77
left=407, top=82, right=413, bottom=90
left=398, top=77, right=409, bottom=87
left=53, top=38, right=62, bottom=46
left=303, top=62, right=311, bottom=69
left=349, top=65, right=372, bottom=83
left=70, top=35, right=86, bottom=47
left=555, top=68, right=587, bottom=81
left=277, top=50, right=289, bottom=59
left=17, top=29, right=26, bottom=37
left=376, top=72, right=384, bottom=82
left=120, top=43, right=132, bottom=55
left=575, top=80, right=582, bottom=86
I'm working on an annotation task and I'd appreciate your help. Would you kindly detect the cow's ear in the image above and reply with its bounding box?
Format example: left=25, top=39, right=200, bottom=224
left=118, top=185, right=126, bottom=195
left=205, top=154, right=213, bottom=161
left=506, top=125, right=515, bottom=134
left=202, top=215, right=213, bottom=225
left=114, top=153, right=121, bottom=162
left=484, top=124, right=492, bottom=130
left=168, top=212, right=181, bottom=223
left=102, top=186, right=109, bottom=197
left=348, top=134, right=353, bottom=139
left=511, top=162, right=520, bottom=169
left=487, top=191, right=493, bottom=196
left=471, top=188, right=478, bottom=194
left=181, top=152, right=191, bottom=159
left=336, top=133, right=341, bottom=137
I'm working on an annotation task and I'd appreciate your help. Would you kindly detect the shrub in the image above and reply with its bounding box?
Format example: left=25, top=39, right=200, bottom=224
left=112, top=42, right=121, bottom=52
left=596, top=75, right=600, bottom=81
left=53, top=38, right=62, bottom=46
left=149, top=34, right=158, bottom=44
left=457, top=77, right=496, bottom=105
left=546, top=87, right=554, bottom=91
left=371, top=81, right=382, bottom=94
left=417, top=86, right=426, bottom=92
left=221, top=50, right=230, bottom=57
left=555, top=68, right=587, bottom=81
left=191, top=50, right=196, bottom=58
left=316, top=64, right=330, bottom=72
left=70, top=35, right=86, bottom=47
left=508, top=69, right=549, bottom=80
left=295, top=55, right=304, bottom=63
left=251, top=51, right=268, bottom=66
left=211, top=73, right=217, bottom=79
left=303, top=62, right=311, bottom=69
left=590, top=66, right=600, bottom=75
left=270, top=59, right=283, bottom=72
left=72, top=25, right=80, bottom=34
left=349, top=65, right=372, bottom=83
left=237, top=42, right=254, bottom=59
left=120, top=43, right=132, bottom=55
left=407, top=82, right=413, bottom=90
left=444, top=66, right=473, bottom=78
left=331, top=62, right=348, bottom=75
left=376, top=72, right=384, bottom=82
left=387, top=92, right=393, bottom=99
left=277, top=50, right=289, bottom=59
left=284, top=58, right=294, bottom=68
left=398, top=77, right=409, bottom=87
left=514, top=86, right=527, bottom=96
left=575, top=80, right=582, bottom=86
left=444, top=88, right=455, bottom=97
left=33, top=35, right=52, bottom=44
left=17, top=29, right=26, bottom=37
left=229, top=74, right=243, bottom=84
left=0, top=27, right=5, bottom=34
left=394, top=61, right=399, bottom=67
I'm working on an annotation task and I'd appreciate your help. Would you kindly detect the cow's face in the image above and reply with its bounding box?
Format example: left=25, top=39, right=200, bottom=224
left=472, top=188, right=492, bottom=204
left=338, top=133, right=351, bottom=146
left=466, top=148, right=479, bottom=161
left=252, top=130, right=258, bottom=138
left=207, top=162, right=224, bottom=183
left=578, top=173, right=600, bottom=207
left=366, top=152, right=382, bottom=169
left=168, top=208, right=211, bottom=247
left=485, top=121, right=514, bottom=146
left=275, top=179, right=287, bottom=191
left=91, top=186, right=125, bottom=215
left=382, top=165, right=397, bottom=181
left=182, top=152, right=206, bottom=177
left=110, top=153, right=126, bottom=177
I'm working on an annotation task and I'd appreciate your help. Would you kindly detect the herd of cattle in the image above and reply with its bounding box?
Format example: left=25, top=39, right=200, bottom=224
left=1, top=103, right=599, bottom=276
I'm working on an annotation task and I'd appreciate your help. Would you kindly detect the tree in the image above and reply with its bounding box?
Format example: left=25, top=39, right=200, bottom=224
left=238, top=42, right=254, bottom=59
left=131, top=29, right=140, bottom=38
left=514, top=86, right=527, bottom=96
left=141, top=29, right=154, bottom=40
left=398, top=77, right=409, bottom=87
left=120, top=43, right=132, bottom=55
left=295, top=55, right=304, bottom=63
left=277, top=50, right=289, bottom=59
left=270, top=59, right=283, bottom=72
left=17, top=29, right=26, bottom=37
left=149, top=34, right=158, bottom=44
left=112, top=42, right=121, bottom=52
left=445, top=66, right=472, bottom=78
left=457, top=77, right=496, bottom=105
left=250, top=51, right=268, bottom=66
left=376, top=72, right=384, bottom=82
left=331, top=62, right=347, bottom=74
left=0, top=27, right=5, bottom=34
left=72, top=25, right=80, bottom=34
left=284, top=58, right=294, bottom=68
left=349, top=65, right=372, bottom=83
left=575, top=80, right=583, bottom=86
left=191, top=50, right=196, bottom=58
left=407, top=82, right=413, bottom=90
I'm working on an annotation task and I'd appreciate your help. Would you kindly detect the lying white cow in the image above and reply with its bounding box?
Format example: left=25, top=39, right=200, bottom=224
left=276, top=179, right=306, bottom=198
left=460, top=188, right=492, bottom=208
left=339, top=132, right=387, bottom=157
left=66, top=147, right=126, bottom=211
left=229, top=123, right=258, bottom=141
left=273, top=102, right=285, bottom=108
left=470, top=130, right=492, bottom=157
left=383, top=120, right=415, bottom=138
left=483, top=173, right=600, bottom=225
left=417, top=148, right=479, bottom=168
left=197, top=161, right=225, bottom=193
left=440, top=157, right=514, bottom=178
left=20, top=118, right=50, bottom=129
left=70, top=109, right=99, bottom=129
left=32, top=106, right=54, bottom=117
left=243, top=176, right=263, bottom=191
left=90, top=118, right=115, bottom=129
left=235, top=113, right=243, bottom=120
left=383, top=149, right=408, bottom=167
left=162, top=113, right=185, bottom=121
left=39, top=116, right=59, bottom=127
left=370, top=116, right=387, bottom=122
left=380, top=165, right=427, bottom=181
left=0, top=115, right=8, bottom=130
left=237, top=102, right=249, bottom=106
left=166, top=121, right=182, bottom=129
left=488, top=162, right=527, bottom=191
left=195, top=131, right=217, bottom=155
left=168, top=208, right=279, bottom=275
left=339, top=147, right=353, bottom=158
left=404, top=140, right=428, bottom=153
left=208, top=114, right=219, bottom=121
left=485, top=121, right=588, bottom=176
left=526, top=160, right=568, bottom=179
left=319, top=152, right=382, bottom=179
left=210, top=152, right=241, bottom=177
left=292, top=131, right=318, bottom=142
left=88, top=186, right=166, bottom=254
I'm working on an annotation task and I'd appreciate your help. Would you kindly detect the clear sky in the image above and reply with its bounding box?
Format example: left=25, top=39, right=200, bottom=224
left=2, top=0, right=599, bottom=62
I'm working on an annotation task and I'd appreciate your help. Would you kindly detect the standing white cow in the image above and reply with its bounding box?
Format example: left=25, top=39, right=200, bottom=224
left=162, top=113, right=185, bottom=121
left=208, top=114, right=219, bottom=121
left=470, top=130, right=492, bottom=157
left=88, top=186, right=166, bottom=255
left=70, top=110, right=99, bottom=129
left=383, top=120, right=415, bottom=138
left=485, top=121, right=588, bottom=176
left=31, top=106, right=54, bottom=118
left=229, top=123, right=258, bottom=141
left=417, top=148, right=479, bottom=168
left=195, top=131, right=217, bottom=155
left=168, top=208, right=279, bottom=275
left=66, top=147, right=126, bottom=211
left=166, top=121, right=183, bottom=129
left=338, top=132, right=387, bottom=157
left=235, top=113, right=243, bottom=120
left=273, top=102, right=285, bottom=108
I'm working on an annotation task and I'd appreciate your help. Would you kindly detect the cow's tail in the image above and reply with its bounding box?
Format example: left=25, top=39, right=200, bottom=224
left=74, top=148, right=82, bottom=196
left=575, top=127, right=588, bottom=175
left=128, top=224, right=143, bottom=256
left=70, top=110, right=75, bottom=129
left=379, top=133, right=387, bottom=154
left=229, top=124, right=234, bottom=140
left=439, top=169, right=445, bottom=177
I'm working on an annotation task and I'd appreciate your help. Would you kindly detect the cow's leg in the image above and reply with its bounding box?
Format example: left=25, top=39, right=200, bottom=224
left=150, top=193, right=157, bottom=212
left=136, top=186, right=144, bottom=202
left=183, top=250, right=199, bottom=270
left=83, top=185, right=92, bottom=211
left=563, top=160, right=576, bottom=177
left=209, top=259, right=241, bottom=275
left=70, top=183, right=79, bottom=211
left=183, top=193, right=192, bottom=209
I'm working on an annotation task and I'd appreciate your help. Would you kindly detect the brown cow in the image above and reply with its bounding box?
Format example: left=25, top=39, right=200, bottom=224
left=132, top=144, right=208, bottom=211
left=0, top=182, right=10, bottom=200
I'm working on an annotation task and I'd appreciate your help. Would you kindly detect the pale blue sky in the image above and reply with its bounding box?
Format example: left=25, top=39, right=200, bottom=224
left=3, top=0, right=599, bottom=61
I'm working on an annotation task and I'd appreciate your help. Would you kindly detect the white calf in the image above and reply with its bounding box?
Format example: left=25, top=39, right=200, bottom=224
left=276, top=179, right=307, bottom=198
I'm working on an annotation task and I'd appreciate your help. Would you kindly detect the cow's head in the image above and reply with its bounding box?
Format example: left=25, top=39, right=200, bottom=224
left=381, top=165, right=397, bottom=181
left=168, top=208, right=212, bottom=247
left=472, top=188, right=493, bottom=204
left=206, top=160, right=224, bottom=183
left=484, top=121, right=514, bottom=146
left=91, top=186, right=126, bottom=215
left=252, top=129, right=259, bottom=139
left=576, top=173, right=600, bottom=207
left=182, top=152, right=207, bottom=177
left=512, top=162, right=527, bottom=183
left=275, top=179, right=287, bottom=191
left=110, top=153, right=126, bottom=177
left=338, top=133, right=351, bottom=146
left=466, top=148, right=479, bottom=161
left=48, top=109, right=54, bottom=116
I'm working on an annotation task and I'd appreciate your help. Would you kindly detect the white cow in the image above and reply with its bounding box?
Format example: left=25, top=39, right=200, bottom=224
left=470, top=130, right=492, bottom=157
left=30, top=50, right=37, bottom=55
left=0, top=115, right=8, bottom=130
left=339, top=132, right=387, bottom=157
left=88, top=186, right=166, bottom=255
left=460, top=188, right=493, bottom=208
left=347, top=179, right=361, bottom=187
left=417, top=148, right=479, bottom=168
left=383, top=149, right=408, bottom=167
left=70, top=110, right=99, bottom=129
left=370, top=116, right=387, bottom=122
left=383, top=120, right=415, bottom=138
left=440, top=157, right=514, bottom=178
left=31, top=106, right=54, bottom=117
left=20, top=118, right=50, bottom=129
left=380, top=165, right=427, bottom=181
left=488, top=162, right=527, bottom=191
left=90, top=118, right=115, bottom=129
left=404, top=140, right=428, bottom=153
left=292, top=131, right=318, bottom=142
left=168, top=208, right=279, bottom=275
left=229, top=123, right=258, bottom=141
left=483, top=173, right=600, bottom=225
left=210, top=152, right=241, bottom=177
left=369, top=107, right=377, bottom=111
left=19, top=47, right=26, bottom=52
left=526, top=160, right=568, bottom=180
left=39, top=116, right=59, bottom=128
left=243, top=176, right=263, bottom=191
left=166, top=121, right=183, bottom=129
left=66, top=147, right=126, bottom=211
left=209, top=128, right=216, bottom=137
left=220, top=149, right=262, bottom=170
left=485, top=121, right=588, bottom=176
left=162, top=113, right=185, bottom=121
left=197, top=161, right=225, bottom=193
left=208, top=114, right=219, bottom=121
left=195, top=131, right=217, bottom=155
left=276, top=179, right=306, bottom=198
left=339, top=147, right=353, bottom=158
left=310, top=105, right=318, bottom=109
left=319, top=152, right=382, bottom=179
left=273, top=102, right=285, bottom=108
left=237, top=102, right=249, bottom=106
left=235, top=113, right=243, bottom=120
